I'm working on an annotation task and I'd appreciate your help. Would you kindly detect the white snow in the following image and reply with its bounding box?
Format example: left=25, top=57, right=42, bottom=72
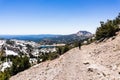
left=0, top=40, right=5, bottom=46
left=1, top=62, right=12, bottom=72
left=5, top=50, right=18, bottom=56
left=32, top=49, right=39, bottom=56
left=29, top=58, right=38, bottom=65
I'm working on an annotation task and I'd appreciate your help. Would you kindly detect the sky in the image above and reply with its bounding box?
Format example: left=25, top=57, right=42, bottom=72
left=0, top=0, right=120, bottom=35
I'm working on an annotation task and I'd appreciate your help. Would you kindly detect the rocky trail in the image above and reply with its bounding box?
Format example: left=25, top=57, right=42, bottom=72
left=10, top=32, right=120, bottom=80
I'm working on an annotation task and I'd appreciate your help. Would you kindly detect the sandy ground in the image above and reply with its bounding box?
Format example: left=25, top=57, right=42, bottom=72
left=10, top=32, right=120, bottom=80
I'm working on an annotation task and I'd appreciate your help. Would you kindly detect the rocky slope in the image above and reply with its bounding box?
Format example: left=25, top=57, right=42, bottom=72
left=10, top=32, right=120, bottom=80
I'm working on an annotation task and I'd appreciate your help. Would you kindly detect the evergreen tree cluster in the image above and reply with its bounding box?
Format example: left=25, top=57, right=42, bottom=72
left=0, top=55, right=31, bottom=80
left=96, top=13, right=120, bottom=40
left=11, top=56, right=31, bottom=75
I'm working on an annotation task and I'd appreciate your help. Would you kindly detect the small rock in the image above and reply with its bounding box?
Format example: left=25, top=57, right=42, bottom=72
left=83, top=62, right=90, bottom=65
left=88, top=68, right=93, bottom=72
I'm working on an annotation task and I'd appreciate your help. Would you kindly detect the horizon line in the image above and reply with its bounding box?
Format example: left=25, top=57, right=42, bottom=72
left=0, top=30, right=93, bottom=35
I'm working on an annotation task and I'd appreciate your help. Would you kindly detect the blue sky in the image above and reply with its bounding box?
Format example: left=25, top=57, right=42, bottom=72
left=0, top=0, right=120, bottom=35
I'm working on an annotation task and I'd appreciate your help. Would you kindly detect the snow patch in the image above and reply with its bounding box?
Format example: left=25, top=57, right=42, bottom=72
left=5, top=50, right=18, bottom=56
left=1, top=62, right=12, bottom=72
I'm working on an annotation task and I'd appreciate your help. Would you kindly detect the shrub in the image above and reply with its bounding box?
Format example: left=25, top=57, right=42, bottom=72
left=11, top=56, right=30, bottom=75
left=0, top=69, right=11, bottom=80
left=6, top=40, right=15, bottom=46
left=63, top=45, right=69, bottom=53
left=48, top=52, right=59, bottom=60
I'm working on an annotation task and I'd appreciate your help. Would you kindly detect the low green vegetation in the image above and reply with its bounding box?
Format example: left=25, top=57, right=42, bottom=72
left=38, top=52, right=59, bottom=62
left=57, top=45, right=70, bottom=55
left=0, top=70, right=11, bottom=80
left=6, top=40, right=15, bottom=46
left=11, top=56, right=31, bottom=75
left=37, top=44, right=71, bottom=63
left=0, top=55, right=31, bottom=80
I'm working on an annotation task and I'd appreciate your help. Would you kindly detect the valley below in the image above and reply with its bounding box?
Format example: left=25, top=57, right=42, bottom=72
left=10, top=31, right=120, bottom=80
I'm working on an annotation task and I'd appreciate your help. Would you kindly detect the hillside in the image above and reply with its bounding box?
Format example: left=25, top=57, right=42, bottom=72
left=10, top=32, right=120, bottom=80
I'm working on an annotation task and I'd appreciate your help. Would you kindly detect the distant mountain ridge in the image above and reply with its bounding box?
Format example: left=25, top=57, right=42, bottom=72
left=0, top=31, right=92, bottom=43
left=39, top=31, right=93, bottom=44
left=0, top=34, right=60, bottom=42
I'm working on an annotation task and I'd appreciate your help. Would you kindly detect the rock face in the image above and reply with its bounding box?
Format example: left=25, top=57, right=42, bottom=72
left=10, top=32, right=120, bottom=80
left=76, top=31, right=92, bottom=37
